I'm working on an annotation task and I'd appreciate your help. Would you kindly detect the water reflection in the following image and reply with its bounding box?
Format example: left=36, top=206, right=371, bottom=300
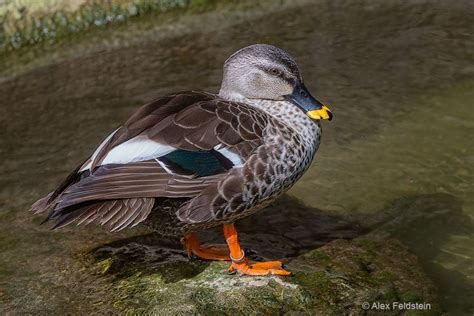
left=377, top=194, right=474, bottom=315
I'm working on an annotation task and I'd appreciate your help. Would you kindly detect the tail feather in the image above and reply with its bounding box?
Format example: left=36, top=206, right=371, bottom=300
left=44, top=197, right=155, bottom=231
left=30, top=192, right=54, bottom=214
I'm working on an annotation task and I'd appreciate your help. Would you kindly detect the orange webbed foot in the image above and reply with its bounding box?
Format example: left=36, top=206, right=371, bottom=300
left=181, top=234, right=230, bottom=261
left=223, top=223, right=292, bottom=276
left=182, top=225, right=292, bottom=276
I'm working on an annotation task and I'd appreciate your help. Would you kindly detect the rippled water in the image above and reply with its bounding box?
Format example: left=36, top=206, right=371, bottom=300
left=1, top=0, right=473, bottom=314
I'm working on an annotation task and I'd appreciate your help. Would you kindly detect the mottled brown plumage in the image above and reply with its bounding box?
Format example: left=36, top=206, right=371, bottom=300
left=31, top=44, right=332, bottom=250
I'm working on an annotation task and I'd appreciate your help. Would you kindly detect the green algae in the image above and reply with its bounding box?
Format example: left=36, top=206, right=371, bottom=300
left=96, top=257, right=113, bottom=274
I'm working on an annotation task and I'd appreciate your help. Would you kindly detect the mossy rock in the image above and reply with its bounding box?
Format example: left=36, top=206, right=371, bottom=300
left=87, top=237, right=440, bottom=314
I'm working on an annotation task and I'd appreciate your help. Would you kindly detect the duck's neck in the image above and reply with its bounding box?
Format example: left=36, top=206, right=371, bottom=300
left=219, top=92, right=320, bottom=144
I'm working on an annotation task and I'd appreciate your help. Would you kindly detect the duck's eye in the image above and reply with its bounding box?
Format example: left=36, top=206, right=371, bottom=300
left=269, top=68, right=281, bottom=76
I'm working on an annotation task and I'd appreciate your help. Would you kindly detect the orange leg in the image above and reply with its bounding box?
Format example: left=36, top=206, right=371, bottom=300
left=181, top=233, right=230, bottom=261
left=224, top=223, right=291, bottom=276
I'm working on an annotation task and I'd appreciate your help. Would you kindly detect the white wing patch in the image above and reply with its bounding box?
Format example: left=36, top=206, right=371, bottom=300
left=101, top=135, right=175, bottom=165
left=214, top=146, right=244, bottom=167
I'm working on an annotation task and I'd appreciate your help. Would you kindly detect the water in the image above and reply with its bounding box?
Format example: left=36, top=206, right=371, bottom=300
left=1, top=0, right=473, bottom=313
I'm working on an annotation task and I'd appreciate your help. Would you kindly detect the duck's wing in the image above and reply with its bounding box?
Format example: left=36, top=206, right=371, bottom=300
left=33, top=91, right=269, bottom=230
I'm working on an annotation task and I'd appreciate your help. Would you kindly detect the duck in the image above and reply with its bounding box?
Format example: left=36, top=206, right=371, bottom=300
left=31, top=44, right=332, bottom=276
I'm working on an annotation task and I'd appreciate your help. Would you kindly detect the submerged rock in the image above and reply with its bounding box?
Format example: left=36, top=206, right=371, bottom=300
left=88, top=236, right=440, bottom=314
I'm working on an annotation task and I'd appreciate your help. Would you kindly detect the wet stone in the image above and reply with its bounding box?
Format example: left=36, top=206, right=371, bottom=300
left=86, top=236, right=440, bottom=314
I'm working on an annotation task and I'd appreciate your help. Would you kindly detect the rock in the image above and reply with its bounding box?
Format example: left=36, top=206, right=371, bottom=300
left=88, top=236, right=440, bottom=314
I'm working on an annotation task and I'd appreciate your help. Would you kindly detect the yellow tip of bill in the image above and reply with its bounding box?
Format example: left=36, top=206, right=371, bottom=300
left=307, top=105, right=333, bottom=121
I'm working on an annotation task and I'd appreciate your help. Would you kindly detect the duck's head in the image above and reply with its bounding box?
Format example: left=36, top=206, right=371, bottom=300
left=219, top=44, right=332, bottom=121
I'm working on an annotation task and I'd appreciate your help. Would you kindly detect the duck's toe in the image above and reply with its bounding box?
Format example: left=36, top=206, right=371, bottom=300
left=228, top=259, right=291, bottom=276
left=249, top=261, right=284, bottom=269
left=181, top=234, right=230, bottom=261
